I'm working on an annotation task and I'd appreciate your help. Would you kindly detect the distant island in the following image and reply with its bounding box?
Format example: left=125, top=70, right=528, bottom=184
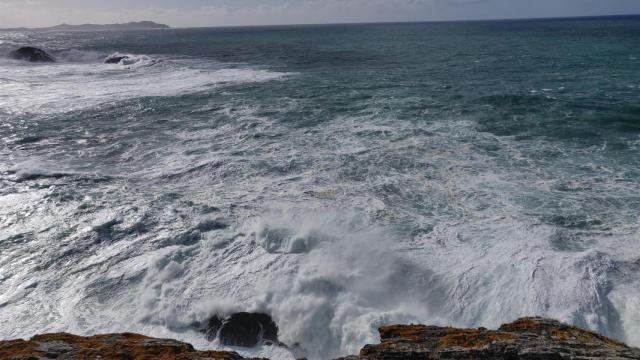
left=1, top=21, right=169, bottom=32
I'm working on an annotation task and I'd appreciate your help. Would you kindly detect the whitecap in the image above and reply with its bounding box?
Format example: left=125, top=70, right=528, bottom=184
left=0, top=58, right=292, bottom=115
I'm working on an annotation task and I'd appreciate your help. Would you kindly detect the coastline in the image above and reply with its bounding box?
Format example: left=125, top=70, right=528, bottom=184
left=2, top=317, right=639, bottom=360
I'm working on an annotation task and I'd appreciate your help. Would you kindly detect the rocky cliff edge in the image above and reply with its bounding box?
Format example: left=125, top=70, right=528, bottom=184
left=1, top=317, right=639, bottom=360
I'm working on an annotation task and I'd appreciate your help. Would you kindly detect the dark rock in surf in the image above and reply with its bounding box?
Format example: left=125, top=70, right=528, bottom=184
left=104, top=54, right=130, bottom=64
left=9, top=47, right=55, bottom=62
left=203, top=312, right=280, bottom=347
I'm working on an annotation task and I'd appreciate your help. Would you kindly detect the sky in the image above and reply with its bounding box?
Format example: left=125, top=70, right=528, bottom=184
left=1, top=0, right=640, bottom=28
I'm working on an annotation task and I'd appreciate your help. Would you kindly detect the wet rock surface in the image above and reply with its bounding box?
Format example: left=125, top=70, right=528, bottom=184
left=203, top=312, right=280, bottom=347
left=1, top=318, right=638, bottom=359
left=104, top=54, right=130, bottom=64
left=0, top=333, right=263, bottom=360
left=337, top=317, right=640, bottom=360
left=8, top=47, right=55, bottom=62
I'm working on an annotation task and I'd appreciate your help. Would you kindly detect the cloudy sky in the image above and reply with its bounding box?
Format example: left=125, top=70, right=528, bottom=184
left=1, top=0, right=640, bottom=28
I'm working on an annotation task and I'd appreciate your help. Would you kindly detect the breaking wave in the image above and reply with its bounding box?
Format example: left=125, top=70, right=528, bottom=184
left=104, top=52, right=156, bottom=67
left=2, top=19, right=640, bottom=360
left=0, top=55, right=291, bottom=115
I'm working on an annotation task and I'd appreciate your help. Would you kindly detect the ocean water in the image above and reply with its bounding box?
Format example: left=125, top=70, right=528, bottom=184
left=1, top=16, right=640, bottom=359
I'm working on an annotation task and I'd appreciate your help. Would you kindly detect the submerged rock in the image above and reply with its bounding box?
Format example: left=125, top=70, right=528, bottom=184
left=338, top=317, right=640, bottom=360
left=9, top=47, right=55, bottom=62
left=0, top=333, right=262, bottom=359
left=203, top=312, right=280, bottom=347
left=104, top=53, right=154, bottom=66
left=104, top=54, right=130, bottom=64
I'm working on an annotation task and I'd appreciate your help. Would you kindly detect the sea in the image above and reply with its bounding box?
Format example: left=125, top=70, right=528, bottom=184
left=1, top=16, right=640, bottom=359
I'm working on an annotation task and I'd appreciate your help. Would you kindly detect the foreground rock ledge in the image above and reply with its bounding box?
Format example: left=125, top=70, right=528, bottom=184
left=338, top=317, right=640, bottom=360
left=1, top=317, right=639, bottom=360
left=0, top=333, right=263, bottom=360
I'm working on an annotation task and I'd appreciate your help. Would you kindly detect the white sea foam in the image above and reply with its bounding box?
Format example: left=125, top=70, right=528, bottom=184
left=247, top=210, right=426, bottom=359
left=2, top=146, right=640, bottom=360
left=1, top=37, right=640, bottom=360
left=0, top=57, right=290, bottom=115
left=244, top=209, right=640, bottom=358
left=104, top=52, right=156, bottom=67
left=54, top=49, right=105, bottom=63
left=108, top=114, right=640, bottom=358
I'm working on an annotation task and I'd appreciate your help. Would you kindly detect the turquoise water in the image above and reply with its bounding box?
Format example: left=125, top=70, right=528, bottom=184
left=1, top=16, right=640, bottom=359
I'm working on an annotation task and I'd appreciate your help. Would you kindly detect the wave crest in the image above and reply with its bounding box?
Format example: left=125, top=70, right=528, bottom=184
left=105, top=52, right=157, bottom=67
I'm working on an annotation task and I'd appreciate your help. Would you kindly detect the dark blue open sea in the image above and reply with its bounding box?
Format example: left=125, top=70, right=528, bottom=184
left=1, top=16, right=640, bottom=359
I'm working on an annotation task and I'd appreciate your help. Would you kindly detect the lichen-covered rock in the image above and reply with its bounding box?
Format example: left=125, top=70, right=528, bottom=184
left=0, top=332, right=263, bottom=360
left=337, top=317, right=640, bottom=360
left=1, top=318, right=638, bottom=359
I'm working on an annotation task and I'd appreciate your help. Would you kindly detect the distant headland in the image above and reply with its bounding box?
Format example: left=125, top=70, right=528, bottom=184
left=0, top=21, right=170, bottom=32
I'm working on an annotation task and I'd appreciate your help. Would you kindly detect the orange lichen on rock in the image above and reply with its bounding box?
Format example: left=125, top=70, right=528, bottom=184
left=339, top=317, right=640, bottom=360
left=379, top=325, right=514, bottom=349
left=501, top=317, right=625, bottom=346
left=0, top=332, right=261, bottom=360
left=437, top=329, right=514, bottom=349
left=3, top=317, right=640, bottom=360
left=378, top=324, right=429, bottom=342
left=499, top=317, right=545, bottom=331
left=549, top=326, right=626, bottom=347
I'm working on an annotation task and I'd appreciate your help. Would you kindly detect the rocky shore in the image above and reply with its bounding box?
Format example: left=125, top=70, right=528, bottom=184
left=1, top=317, right=639, bottom=360
left=337, top=317, right=640, bottom=360
left=0, top=333, right=260, bottom=360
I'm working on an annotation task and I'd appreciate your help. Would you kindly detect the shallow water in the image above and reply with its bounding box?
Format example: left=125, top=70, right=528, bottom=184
left=1, top=17, right=640, bottom=359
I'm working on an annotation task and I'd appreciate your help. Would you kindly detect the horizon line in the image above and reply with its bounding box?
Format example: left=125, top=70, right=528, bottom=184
left=3, top=13, right=639, bottom=32
left=169, top=13, right=640, bottom=30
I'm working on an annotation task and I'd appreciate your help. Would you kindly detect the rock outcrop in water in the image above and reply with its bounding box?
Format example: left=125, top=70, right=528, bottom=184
left=201, top=312, right=280, bottom=347
left=104, top=53, right=130, bottom=64
left=1, top=318, right=638, bottom=359
left=8, top=47, right=55, bottom=62
left=337, top=317, right=640, bottom=360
